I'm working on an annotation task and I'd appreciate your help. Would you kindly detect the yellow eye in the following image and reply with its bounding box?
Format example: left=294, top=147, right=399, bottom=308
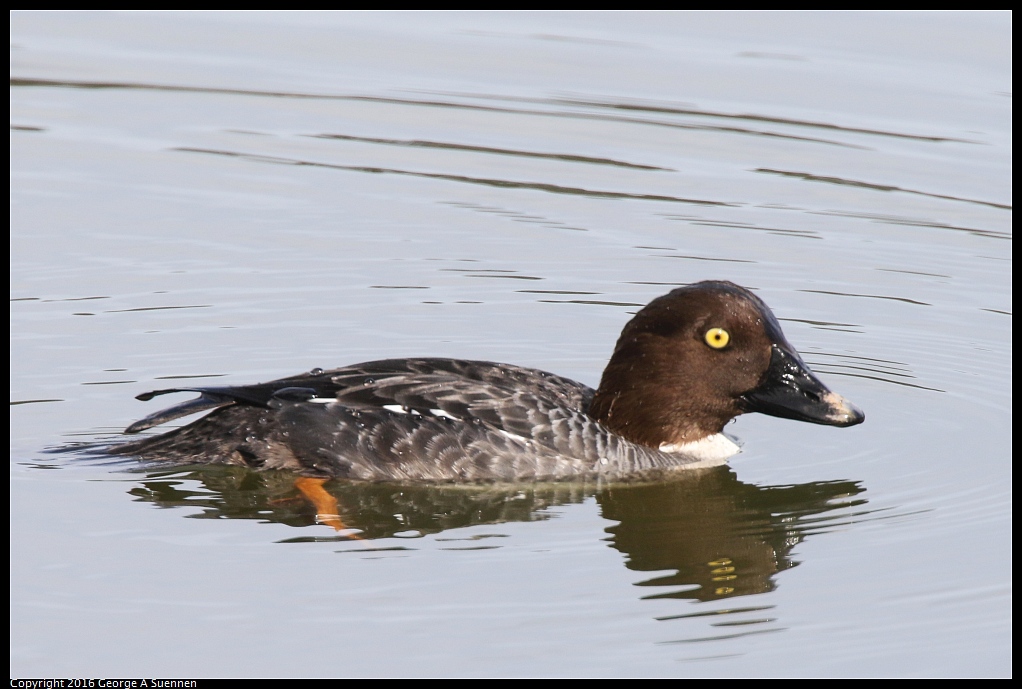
left=704, top=327, right=730, bottom=349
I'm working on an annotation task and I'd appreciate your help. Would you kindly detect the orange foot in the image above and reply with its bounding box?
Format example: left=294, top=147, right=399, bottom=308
left=294, top=477, right=363, bottom=538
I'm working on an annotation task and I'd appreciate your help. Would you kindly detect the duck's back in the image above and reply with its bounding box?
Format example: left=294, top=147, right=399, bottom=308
left=114, top=358, right=694, bottom=482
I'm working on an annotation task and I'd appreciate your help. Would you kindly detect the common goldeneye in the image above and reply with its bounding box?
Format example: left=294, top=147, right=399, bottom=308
left=113, top=281, right=864, bottom=482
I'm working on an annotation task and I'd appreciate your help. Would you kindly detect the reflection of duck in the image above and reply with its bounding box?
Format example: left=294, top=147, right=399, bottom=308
left=114, top=282, right=862, bottom=482
left=129, top=465, right=591, bottom=538
left=129, top=464, right=866, bottom=601
left=599, top=470, right=866, bottom=601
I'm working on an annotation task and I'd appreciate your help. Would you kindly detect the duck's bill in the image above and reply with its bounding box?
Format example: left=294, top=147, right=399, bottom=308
left=740, top=345, right=865, bottom=427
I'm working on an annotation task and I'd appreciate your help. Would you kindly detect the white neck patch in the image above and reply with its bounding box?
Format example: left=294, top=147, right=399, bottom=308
left=659, top=433, right=742, bottom=466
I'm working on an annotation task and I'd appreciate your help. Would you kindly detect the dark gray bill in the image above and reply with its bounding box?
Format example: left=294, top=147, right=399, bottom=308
left=740, top=345, right=864, bottom=427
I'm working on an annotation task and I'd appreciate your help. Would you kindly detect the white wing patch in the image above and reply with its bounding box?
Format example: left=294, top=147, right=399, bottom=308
left=497, top=428, right=530, bottom=444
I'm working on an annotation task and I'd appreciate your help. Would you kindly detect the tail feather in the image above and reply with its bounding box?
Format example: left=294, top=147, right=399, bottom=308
left=125, top=392, right=236, bottom=433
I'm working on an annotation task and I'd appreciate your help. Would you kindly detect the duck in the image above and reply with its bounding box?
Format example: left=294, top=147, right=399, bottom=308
left=112, top=281, right=864, bottom=483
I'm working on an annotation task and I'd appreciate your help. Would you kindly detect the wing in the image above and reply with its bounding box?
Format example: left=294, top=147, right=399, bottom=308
left=325, top=358, right=595, bottom=443
left=114, top=359, right=627, bottom=480
left=125, top=358, right=594, bottom=434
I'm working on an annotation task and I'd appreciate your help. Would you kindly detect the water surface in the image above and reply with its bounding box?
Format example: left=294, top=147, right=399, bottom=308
left=10, top=11, right=1011, bottom=677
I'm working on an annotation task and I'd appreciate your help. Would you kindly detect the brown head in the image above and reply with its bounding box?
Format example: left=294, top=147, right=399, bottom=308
left=588, top=281, right=863, bottom=448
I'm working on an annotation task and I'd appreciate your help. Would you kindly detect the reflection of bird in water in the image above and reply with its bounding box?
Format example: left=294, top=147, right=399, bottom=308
left=111, top=283, right=863, bottom=513
left=129, top=464, right=865, bottom=601
left=599, top=469, right=866, bottom=601
left=128, top=465, right=591, bottom=538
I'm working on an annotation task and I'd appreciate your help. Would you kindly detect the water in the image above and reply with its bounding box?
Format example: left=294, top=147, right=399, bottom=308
left=10, top=11, right=1011, bottom=676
